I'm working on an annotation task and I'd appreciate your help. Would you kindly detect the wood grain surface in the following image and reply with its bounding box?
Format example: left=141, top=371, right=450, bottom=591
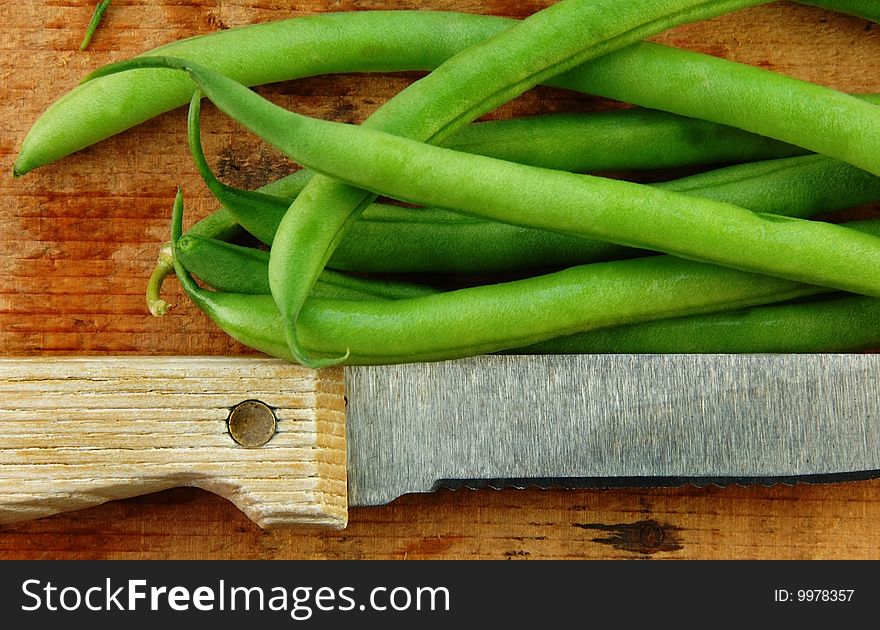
left=2, top=1, right=880, bottom=559
left=0, top=357, right=348, bottom=530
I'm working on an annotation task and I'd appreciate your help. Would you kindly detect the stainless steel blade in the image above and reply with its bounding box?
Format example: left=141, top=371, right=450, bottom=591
left=345, top=354, right=880, bottom=506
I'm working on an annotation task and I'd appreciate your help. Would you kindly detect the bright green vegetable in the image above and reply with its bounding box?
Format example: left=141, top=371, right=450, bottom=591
left=519, top=295, right=880, bottom=354
left=185, top=87, right=878, bottom=251
left=261, top=0, right=780, bottom=367
left=17, top=5, right=868, bottom=176
left=169, top=191, right=844, bottom=365
left=186, top=101, right=818, bottom=250
left=190, top=103, right=880, bottom=271
left=178, top=102, right=880, bottom=293
left=175, top=234, right=437, bottom=299
left=101, top=59, right=880, bottom=302
left=549, top=41, right=880, bottom=178
left=654, top=153, right=880, bottom=218
left=20, top=3, right=870, bottom=366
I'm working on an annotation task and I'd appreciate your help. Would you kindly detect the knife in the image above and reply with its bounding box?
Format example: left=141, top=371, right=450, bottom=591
left=1, top=354, right=878, bottom=529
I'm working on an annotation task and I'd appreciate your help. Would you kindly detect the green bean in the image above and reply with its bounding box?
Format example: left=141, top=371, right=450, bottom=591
left=117, top=59, right=880, bottom=304
left=186, top=94, right=825, bottom=249
left=80, top=1, right=112, bottom=51
left=32, top=5, right=880, bottom=320
left=181, top=88, right=878, bottom=277
left=169, top=191, right=837, bottom=365
left=185, top=93, right=288, bottom=246
left=21, top=4, right=876, bottom=344
left=191, top=117, right=880, bottom=273
left=18, top=11, right=504, bottom=175
left=518, top=294, right=880, bottom=354
left=174, top=235, right=273, bottom=295
left=183, top=74, right=877, bottom=271
left=184, top=93, right=659, bottom=269
left=177, top=149, right=880, bottom=295
left=443, top=110, right=807, bottom=172
left=265, top=0, right=779, bottom=367
left=175, top=234, right=437, bottom=300
left=19, top=5, right=869, bottom=176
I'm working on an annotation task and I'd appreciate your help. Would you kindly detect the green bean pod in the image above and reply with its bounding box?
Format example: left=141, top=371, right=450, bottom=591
left=173, top=100, right=825, bottom=277
left=184, top=92, right=656, bottom=269
left=654, top=154, right=880, bottom=219
left=17, top=11, right=509, bottom=175
left=80, top=0, right=112, bottom=51
left=170, top=192, right=843, bottom=365
left=267, top=0, right=780, bottom=367
left=518, top=295, right=880, bottom=354
left=182, top=88, right=880, bottom=281
left=178, top=151, right=880, bottom=294
left=18, top=4, right=869, bottom=176
left=185, top=86, right=879, bottom=264
left=183, top=89, right=802, bottom=247
left=190, top=98, right=880, bottom=274
left=117, top=59, right=880, bottom=304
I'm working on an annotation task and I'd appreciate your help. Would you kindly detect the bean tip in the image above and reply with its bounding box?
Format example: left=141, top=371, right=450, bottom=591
left=11, top=153, right=30, bottom=177
left=146, top=241, right=176, bottom=318
left=148, top=299, right=173, bottom=318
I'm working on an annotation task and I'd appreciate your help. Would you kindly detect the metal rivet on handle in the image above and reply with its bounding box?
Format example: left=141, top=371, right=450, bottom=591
left=227, top=400, right=276, bottom=447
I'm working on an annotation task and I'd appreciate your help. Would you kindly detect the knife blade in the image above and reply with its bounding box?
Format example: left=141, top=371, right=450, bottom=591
left=346, top=354, right=880, bottom=505
left=1, top=354, right=878, bottom=529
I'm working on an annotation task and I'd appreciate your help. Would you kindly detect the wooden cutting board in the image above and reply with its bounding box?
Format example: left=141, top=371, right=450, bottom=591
left=1, top=1, right=879, bottom=559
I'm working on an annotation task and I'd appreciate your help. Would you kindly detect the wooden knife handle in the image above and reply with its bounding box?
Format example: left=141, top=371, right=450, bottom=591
left=0, top=357, right=347, bottom=529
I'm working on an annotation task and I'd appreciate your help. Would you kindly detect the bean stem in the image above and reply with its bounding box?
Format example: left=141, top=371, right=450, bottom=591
left=80, top=0, right=112, bottom=52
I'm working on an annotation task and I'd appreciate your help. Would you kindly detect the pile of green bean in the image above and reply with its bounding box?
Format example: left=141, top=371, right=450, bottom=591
left=15, top=3, right=880, bottom=365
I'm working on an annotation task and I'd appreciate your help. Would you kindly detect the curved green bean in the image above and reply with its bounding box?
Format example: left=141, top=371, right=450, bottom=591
left=161, top=99, right=821, bottom=297
left=445, top=110, right=808, bottom=172
left=193, top=126, right=880, bottom=273
left=183, top=92, right=659, bottom=269
left=169, top=191, right=834, bottom=365
left=119, top=59, right=880, bottom=305
left=18, top=4, right=866, bottom=176
left=17, top=11, right=508, bottom=175
left=654, top=153, right=880, bottom=218
left=547, top=41, right=880, bottom=178
left=185, top=101, right=817, bottom=249
left=265, top=0, right=777, bottom=367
